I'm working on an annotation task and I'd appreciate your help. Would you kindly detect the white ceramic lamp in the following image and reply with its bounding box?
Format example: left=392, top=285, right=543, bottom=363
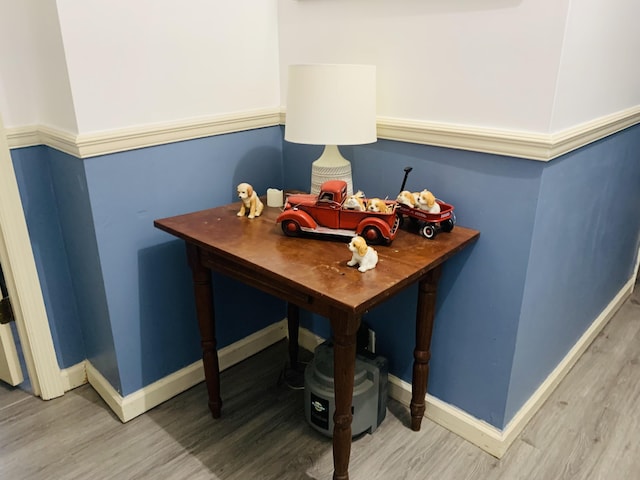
left=285, top=64, right=377, bottom=195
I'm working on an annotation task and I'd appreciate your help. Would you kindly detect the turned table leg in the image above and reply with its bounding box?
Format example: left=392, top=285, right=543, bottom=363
left=330, top=313, right=360, bottom=480
left=186, top=244, right=222, bottom=418
left=411, top=266, right=442, bottom=431
left=287, top=303, right=300, bottom=370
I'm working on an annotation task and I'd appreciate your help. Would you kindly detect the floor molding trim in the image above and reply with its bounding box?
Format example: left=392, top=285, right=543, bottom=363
left=60, top=361, right=87, bottom=392
left=387, top=375, right=505, bottom=456
left=295, top=326, right=326, bottom=351
left=87, top=319, right=288, bottom=423
left=7, top=106, right=639, bottom=162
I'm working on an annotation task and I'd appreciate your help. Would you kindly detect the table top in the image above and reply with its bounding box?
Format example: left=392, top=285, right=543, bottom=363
left=154, top=202, right=479, bottom=316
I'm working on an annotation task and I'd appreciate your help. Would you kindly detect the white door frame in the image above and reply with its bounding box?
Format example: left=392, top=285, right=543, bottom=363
left=634, top=243, right=640, bottom=288
left=0, top=268, right=24, bottom=385
left=0, top=114, right=64, bottom=399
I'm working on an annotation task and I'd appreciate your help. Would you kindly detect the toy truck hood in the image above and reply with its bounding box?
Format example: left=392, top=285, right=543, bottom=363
left=285, top=193, right=318, bottom=207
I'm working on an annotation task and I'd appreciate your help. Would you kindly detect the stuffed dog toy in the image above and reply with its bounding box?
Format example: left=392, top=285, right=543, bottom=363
left=367, top=198, right=392, bottom=213
left=347, top=235, right=378, bottom=272
left=396, top=190, right=419, bottom=208
left=417, top=189, right=440, bottom=214
left=237, top=182, right=264, bottom=218
left=343, top=190, right=366, bottom=211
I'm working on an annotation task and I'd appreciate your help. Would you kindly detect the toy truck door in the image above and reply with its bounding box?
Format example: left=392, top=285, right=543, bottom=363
left=314, top=191, right=342, bottom=229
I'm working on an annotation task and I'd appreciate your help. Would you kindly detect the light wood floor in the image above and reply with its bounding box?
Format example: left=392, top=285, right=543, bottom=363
left=1, top=284, right=639, bottom=480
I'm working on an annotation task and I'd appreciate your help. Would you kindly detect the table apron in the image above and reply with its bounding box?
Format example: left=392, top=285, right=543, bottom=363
left=198, top=247, right=351, bottom=319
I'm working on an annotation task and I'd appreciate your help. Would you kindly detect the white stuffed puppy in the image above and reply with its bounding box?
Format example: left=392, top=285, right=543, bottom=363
left=347, top=235, right=378, bottom=272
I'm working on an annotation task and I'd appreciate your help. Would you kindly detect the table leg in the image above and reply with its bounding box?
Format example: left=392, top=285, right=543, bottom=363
left=186, top=244, right=222, bottom=418
left=287, top=303, right=300, bottom=370
left=330, top=313, right=360, bottom=480
left=411, top=266, right=442, bottom=431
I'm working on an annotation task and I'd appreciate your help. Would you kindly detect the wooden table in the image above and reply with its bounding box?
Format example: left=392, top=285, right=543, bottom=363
left=154, top=202, right=479, bottom=480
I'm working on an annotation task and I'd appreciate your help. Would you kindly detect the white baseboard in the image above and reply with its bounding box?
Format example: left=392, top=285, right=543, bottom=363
left=77, top=276, right=631, bottom=455
left=387, top=375, right=505, bottom=456
left=60, top=361, right=87, bottom=392
left=86, top=319, right=288, bottom=423
left=296, top=326, right=325, bottom=351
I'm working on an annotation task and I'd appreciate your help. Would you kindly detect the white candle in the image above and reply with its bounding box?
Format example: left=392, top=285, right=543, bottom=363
left=267, top=188, right=284, bottom=207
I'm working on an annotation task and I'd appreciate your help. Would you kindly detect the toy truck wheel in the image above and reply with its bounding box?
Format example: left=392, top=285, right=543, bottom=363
left=281, top=220, right=301, bottom=237
left=441, top=218, right=455, bottom=233
left=422, top=224, right=437, bottom=239
left=361, top=226, right=383, bottom=244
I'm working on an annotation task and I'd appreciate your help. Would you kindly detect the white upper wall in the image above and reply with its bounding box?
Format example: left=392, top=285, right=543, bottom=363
left=0, top=0, right=77, bottom=131
left=2, top=0, right=638, bottom=136
left=278, top=0, right=570, bottom=133
left=54, top=0, right=280, bottom=133
left=550, top=0, right=640, bottom=131
left=278, top=0, right=640, bottom=134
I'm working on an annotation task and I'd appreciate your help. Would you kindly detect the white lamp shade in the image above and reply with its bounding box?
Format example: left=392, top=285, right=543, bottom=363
left=285, top=64, right=377, bottom=146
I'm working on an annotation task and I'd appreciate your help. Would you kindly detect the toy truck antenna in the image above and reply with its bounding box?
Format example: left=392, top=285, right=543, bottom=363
left=399, top=166, right=413, bottom=193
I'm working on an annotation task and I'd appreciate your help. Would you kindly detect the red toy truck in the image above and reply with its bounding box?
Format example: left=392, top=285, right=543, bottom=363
left=276, top=180, right=400, bottom=245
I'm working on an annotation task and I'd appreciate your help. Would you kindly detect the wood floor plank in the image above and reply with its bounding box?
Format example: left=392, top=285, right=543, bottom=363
left=0, top=382, right=31, bottom=410
left=0, top=286, right=638, bottom=480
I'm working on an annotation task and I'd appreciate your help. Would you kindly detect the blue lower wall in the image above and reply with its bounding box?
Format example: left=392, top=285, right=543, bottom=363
left=12, top=126, right=287, bottom=396
left=83, top=127, right=286, bottom=395
left=284, top=139, right=546, bottom=427
left=11, top=123, right=640, bottom=427
left=283, top=127, right=640, bottom=428
left=10, top=146, right=88, bottom=370
left=505, top=125, right=640, bottom=422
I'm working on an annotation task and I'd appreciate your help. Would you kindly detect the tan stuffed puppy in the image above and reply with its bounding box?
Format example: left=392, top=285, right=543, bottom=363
left=237, top=182, right=264, bottom=218
left=347, top=236, right=378, bottom=272
left=396, top=190, right=418, bottom=208
left=417, top=189, right=441, bottom=214
left=367, top=198, right=391, bottom=213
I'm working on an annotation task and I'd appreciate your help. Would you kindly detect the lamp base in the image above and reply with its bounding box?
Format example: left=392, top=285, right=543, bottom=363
left=311, top=164, right=353, bottom=196
left=310, top=145, right=353, bottom=196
